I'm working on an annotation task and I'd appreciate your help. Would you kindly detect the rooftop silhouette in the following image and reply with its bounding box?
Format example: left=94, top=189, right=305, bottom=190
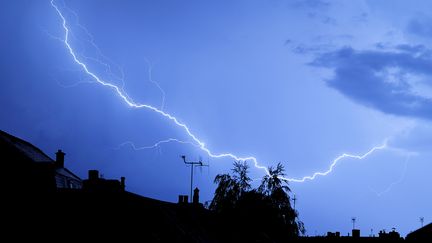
left=0, top=129, right=430, bottom=242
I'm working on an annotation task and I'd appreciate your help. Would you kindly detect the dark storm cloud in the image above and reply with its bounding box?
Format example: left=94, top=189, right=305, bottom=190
left=390, top=124, right=432, bottom=153
left=311, top=45, right=432, bottom=120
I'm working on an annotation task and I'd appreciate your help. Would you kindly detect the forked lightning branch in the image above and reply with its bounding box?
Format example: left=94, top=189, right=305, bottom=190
left=50, top=0, right=388, bottom=183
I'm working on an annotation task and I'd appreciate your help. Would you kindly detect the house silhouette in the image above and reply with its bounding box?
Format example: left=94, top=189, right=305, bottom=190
left=406, top=223, right=432, bottom=241
left=0, top=129, right=212, bottom=242
left=0, top=130, right=81, bottom=193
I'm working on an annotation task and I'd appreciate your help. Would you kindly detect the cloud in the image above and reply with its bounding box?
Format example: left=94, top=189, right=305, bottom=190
left=406, top=16, right=432, bottom=39
left=290, top=0, right=334, bottom=25
left=395, top=44, right=428, bottom=54
left=306, top=13, right=337, bottom=25
left=389, top=123, right=432, bottom=154
left=291, top=43, right=333, bottom=54
left=310, top=45, right=432, bottom=120
left=287, top=35, right=353, bottom=55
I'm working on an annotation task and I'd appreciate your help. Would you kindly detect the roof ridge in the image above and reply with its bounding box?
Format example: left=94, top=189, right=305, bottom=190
left=58, top=167, right=82, bottom=180
left=0, top=129, right=54, bottom=162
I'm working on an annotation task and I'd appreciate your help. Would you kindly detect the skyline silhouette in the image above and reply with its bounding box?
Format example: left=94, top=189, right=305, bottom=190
left=1, top=128, right=430, bottom=241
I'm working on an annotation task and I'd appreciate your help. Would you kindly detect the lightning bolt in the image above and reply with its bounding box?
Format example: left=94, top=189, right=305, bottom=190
left=370, top=156, right=410, bottom=197
left=50, top=0, right=388, bottom=183
left=117, top=139, right=199, bottom=151
left=144, top=58, right=166, bottom=110
left=287, top=142, right=387, bottom=183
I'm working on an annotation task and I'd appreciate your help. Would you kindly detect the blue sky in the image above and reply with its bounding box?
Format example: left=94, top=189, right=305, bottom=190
left=1, top=0, right=431, bottom=236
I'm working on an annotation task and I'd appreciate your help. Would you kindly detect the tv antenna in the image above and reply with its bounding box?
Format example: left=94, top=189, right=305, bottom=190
left=351, top=217, right=357, bottom=230
left=181, top=155, right=208, bottom=203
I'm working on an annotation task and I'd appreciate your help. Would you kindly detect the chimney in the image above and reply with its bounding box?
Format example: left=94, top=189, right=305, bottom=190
left=120, top=177, right=125, bottom=191
left=55, top=149, right=65, bottom=168
left=178, top=195, right=189, bottom=204
left=88, top=170, right=99, bottom=180
left=193, top=187, right=200, bottom=204
left=352, top=229, right=360, bottom=238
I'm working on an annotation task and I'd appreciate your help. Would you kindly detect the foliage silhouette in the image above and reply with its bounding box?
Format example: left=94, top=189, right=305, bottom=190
left=210, top=161, right=305, bottom=242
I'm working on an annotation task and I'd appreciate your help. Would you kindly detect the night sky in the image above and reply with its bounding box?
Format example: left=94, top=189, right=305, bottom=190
left=1, top=0, right=431, bottom=236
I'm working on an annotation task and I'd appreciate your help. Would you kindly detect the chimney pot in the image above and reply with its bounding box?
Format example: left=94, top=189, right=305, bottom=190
left=88, top=170, right=99, bottom=180
left=55, top=149, right=65, bottom=168
left=352, top=229, right=360, bottom=238
left=193, top=187, right=200, bottom=204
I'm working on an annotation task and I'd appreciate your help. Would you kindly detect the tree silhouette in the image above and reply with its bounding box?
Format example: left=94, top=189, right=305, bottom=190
left=259, top=162, right=304, bottom=238
left=258, top=162, right=290, bottom=196
left=210, top=161, right=305, bottom=242
left=209, top=161, right=252, bottom=213
left=232, top=161, right=251, bottom=195
left=209, top=173, right=236, bottom=213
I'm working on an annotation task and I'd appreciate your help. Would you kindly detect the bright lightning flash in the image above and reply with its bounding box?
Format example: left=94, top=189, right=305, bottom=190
left=287, top=141, right=387, bottom=183
left=50, top=0, right=388, bottom=183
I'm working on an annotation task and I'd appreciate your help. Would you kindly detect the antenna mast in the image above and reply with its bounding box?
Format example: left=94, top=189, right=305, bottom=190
left=352, top=217, right=357, bottom=230
left=181, top=155, right=208, bottom=203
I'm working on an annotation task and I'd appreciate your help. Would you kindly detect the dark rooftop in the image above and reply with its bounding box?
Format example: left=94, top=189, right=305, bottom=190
left=0, top=130, right=52, bottom=163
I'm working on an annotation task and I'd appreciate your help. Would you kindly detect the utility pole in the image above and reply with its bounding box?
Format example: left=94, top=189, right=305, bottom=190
left=181, top=155, right=207, bottom=203
left=420, top=217, right=424, bottom=228
left=292, top=194, right=297, bottom=210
